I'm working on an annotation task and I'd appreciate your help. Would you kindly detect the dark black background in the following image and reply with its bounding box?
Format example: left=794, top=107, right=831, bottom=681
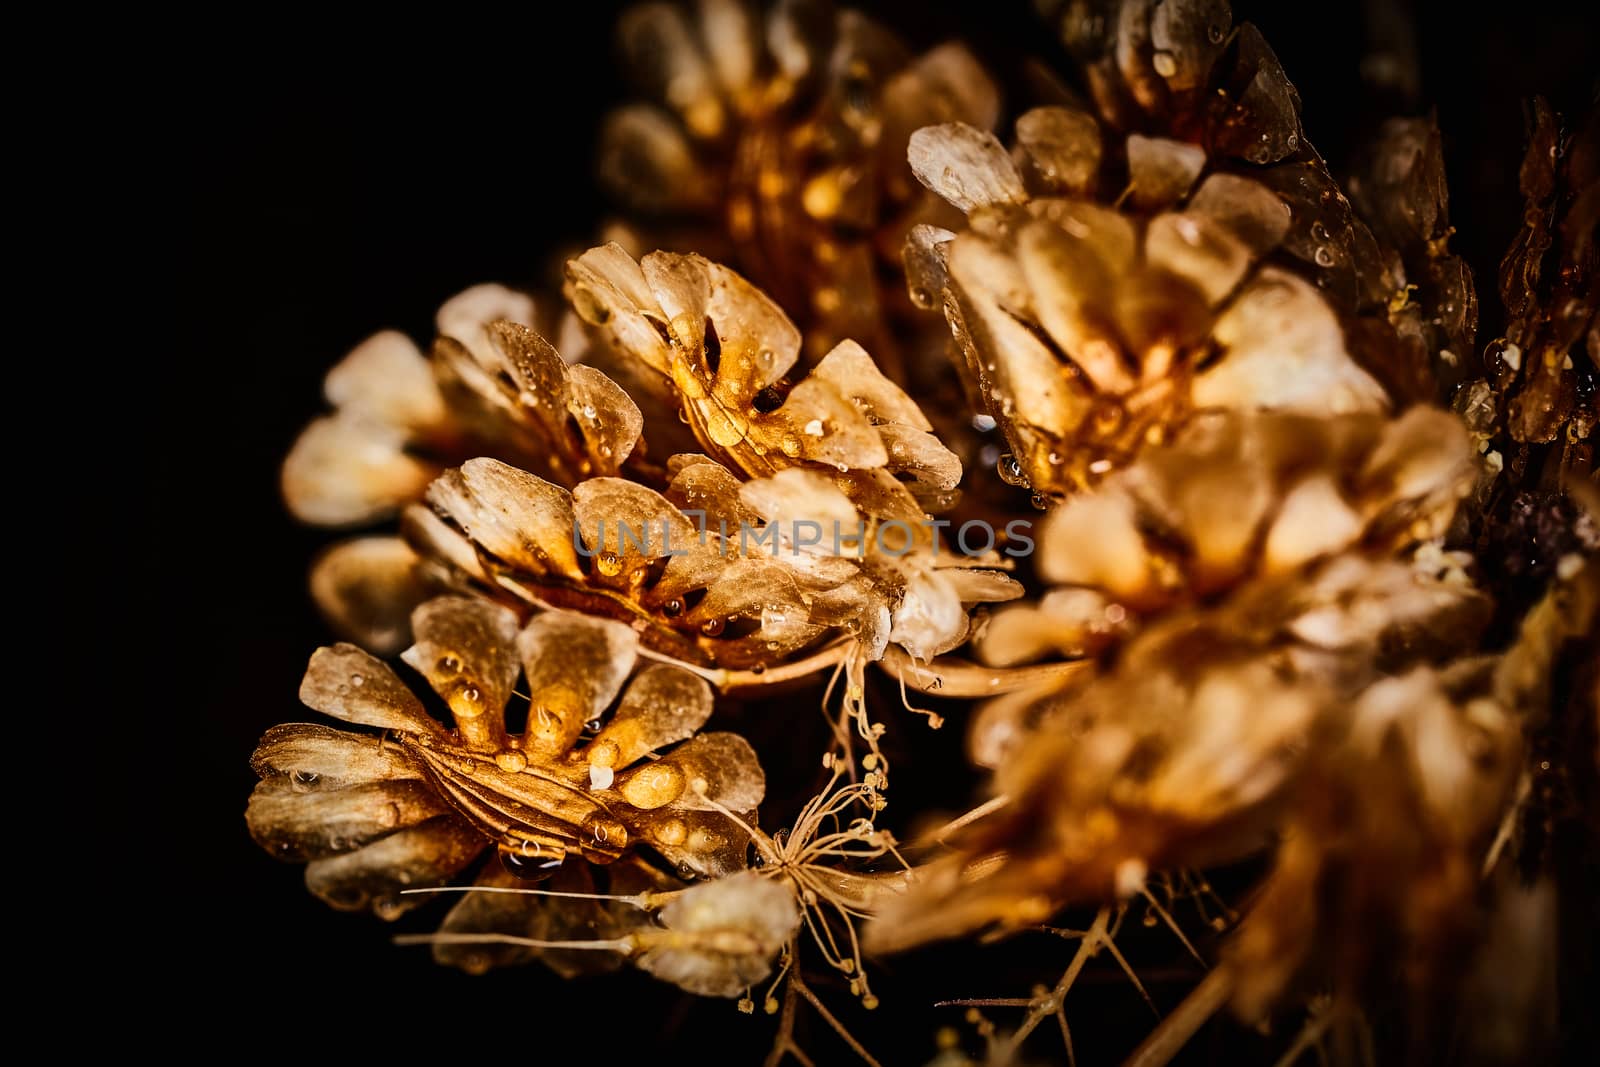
left=160, top=2, right=1595, bottom=1061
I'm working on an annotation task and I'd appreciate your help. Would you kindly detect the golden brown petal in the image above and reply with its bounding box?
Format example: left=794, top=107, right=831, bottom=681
left=249, top=722, right=421, bottom=785
left=518, top=611, right=639, bottom=758
left=402, top=596, right=523, bottom=751
left=309, top=536, right=436, bottom=656
left=246, top=777, right=451, bottom=862
left=283, top=415, right=441, bottom=527
left=586, top=663, right=715, bottom=770
left=299, top=644, right=443, bottom=736
left=304, top=814, right=485, bottom=916
left=425, top=458, right=584, bottom=579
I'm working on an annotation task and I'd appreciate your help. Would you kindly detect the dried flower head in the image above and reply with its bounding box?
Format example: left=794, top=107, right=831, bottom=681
left=905, top=117, right=1390, bottom=499
left=247, top=595, right=764, bottom=924
left=599, top=0, right=999, bottom=362
left=566, top=242, right=963, bottom=516
left=281, top=285, right=645, bottom=652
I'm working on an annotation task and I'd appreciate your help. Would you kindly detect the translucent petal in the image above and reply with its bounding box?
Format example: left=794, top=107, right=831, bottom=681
left=249, top=722, right=421, bottom=785
left=942, top=567, right=1025, bottom=604
left=642, top=251, right=802, bottom=396
left=1186, top=174, right=1291, bottom=257
left=564, top=243, right=674, bottom=377
left=698, top=0, right=757, bottom=97
left=1014, top=106, right=1102, bottom=197
left=888, top=567, right=968, bottom=660
left=299, top=644, right=442, bottom=735
left=402, top=596, right=522, bottom=750
left=666, top=456, right=763, bottom=530
left=323, top=330, right=446, bottom=430
left=634, top=806, right=753, bottom=879
left=694, top=558, right=809, bottom=624
left=309, top=536, right=433, bottom=656
left=1036, top=489, right=1150, bottom=598
left=1126, top=134, right=1206, bottom=210
left=435, top=283, right=537, bottom=364
left=304, top=814, right=484, bottom=915
left=650, top=732, right=766, bottom=812
left=639, top=873, right=798, bottom=996
left=738, top=468, right=859, bottom=531
left=1145, top=211, right=1251, bottom=305
left=1149, top=0, right=1230, bottom=91
left=619, top=3, right=724, bottom=139
left=947, top=234, right=1088, bottom=460
left=247, top=777, right=450, bottom=861
left=1262, top=474, right=1364, bottom=572
left=902, top=224, right=955, bottom=309
left=566, top=363, right=644, bottom=473
left=908, top=123, right=1027, bottom=214
left=765, top=378, right=888, bottom=469
left=400, top=503, right=486, bottom=583
left=876, top=424, right=962, bottom=490
left=425, top=459, right=584, bottom=579
left=518, top=612, right=639, bottom=758
left=432, top=861, right=540, bottom=974
left=1211, top=24, right=1302, bottom=165
left=573, top=478, right=697, bottom=560
left=598, top=105, right=710, bottom=215
left=1016, top=211, right=1136, bottom=393
left=1201, top=269, right=1388, bottom=415
left=880, top=43, right=1002, bottom=198
left=812, top=339, right=933, bottom=430
left=585, top=664, right=714, bottom=770
left=283, top=415, right=439, bottom=526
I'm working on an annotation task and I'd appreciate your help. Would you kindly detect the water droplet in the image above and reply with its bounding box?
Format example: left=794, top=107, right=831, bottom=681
left=582, top=404, right=598, bottom=420
left=971, top=413, right=997, bottom=432
left=909, top=285, right=931, bottom=307
left=494, top=750, right=527, bottom=773
left=349, top=673, right=364, bottom=687
left=700, top=617, right=727, bottom=637
left=1030, top=493, right=1049, bottom=510
left=1310, top=222, right=1329, bottom=242
left=1207, top=23, right=1225, bottom=44
left=1151, top=50, right=1177, bottom=77
left=291, top=770, right=321, bottom=790
left=663, top=598, right=684, bottom=618
left=803, top=418, right=825, bottom=437
left=997, top=453, right=1028, bottom=486
left=781, top=434, right=800, bottom=456
left=1313, top=246, right=1335, bottom=267
left=1142, top=910, right=1158, bottom=927
left=751, top=663, right=766, bottom=676
left=501, top=847, right=564, bottom=881
left=597, top=552, right=623, bottom=577
left=677, top=406, right=691, bottom=424
left=437, top=654, right=462, bottom=674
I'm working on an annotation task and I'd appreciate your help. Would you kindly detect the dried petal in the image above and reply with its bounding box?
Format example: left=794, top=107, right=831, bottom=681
left=299, top=644, right=442, bottom=736
left=402, top=596, right=523, bottom=750
left=283, top=415, right=440, bottom=526
left=519, top=611, right=639, bottom=758
left=309, top=536, right=434, bottom=655
left=304, top=814, right=484, bottom=915
left=908, top=123, right=1027, bottom=214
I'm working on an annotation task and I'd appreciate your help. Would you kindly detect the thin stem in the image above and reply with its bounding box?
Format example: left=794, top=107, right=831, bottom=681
left=393, top=932, right=634, bottom=953
left=1120, top=966, right=1235, bottom=1067
left=879, top=646, right=1091, bottom=697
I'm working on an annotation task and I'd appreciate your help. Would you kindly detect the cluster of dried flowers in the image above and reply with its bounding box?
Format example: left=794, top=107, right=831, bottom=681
left=251, top=2, right=1596, bottom=1063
